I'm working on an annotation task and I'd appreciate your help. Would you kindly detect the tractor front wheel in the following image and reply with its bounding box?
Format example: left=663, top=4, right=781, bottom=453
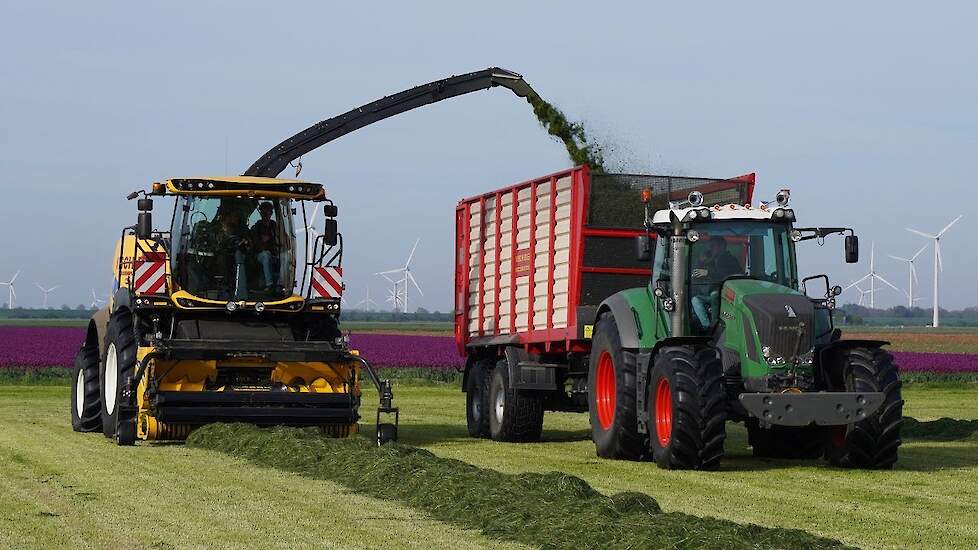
left=488, top=360, right=543, bottom=442
left=824, top=347, right=903, bottom=469
left=71, top=341, right=103, bottom=432
left=648, top=346, right=726, bottom=470
left=587, top=314, right=644, bottom=460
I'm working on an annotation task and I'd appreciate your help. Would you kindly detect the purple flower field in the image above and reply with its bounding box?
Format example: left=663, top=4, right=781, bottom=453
left=0, top=326, right=974, bottom=373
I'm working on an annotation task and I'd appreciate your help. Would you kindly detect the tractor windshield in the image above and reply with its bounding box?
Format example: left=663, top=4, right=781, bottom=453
left=687, top=221, right=798, bottom=330
left=171, top=196, right=296, bottom=301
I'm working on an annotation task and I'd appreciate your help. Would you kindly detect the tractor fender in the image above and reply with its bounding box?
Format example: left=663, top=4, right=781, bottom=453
left=461, top=349, right=499, bottom=393
left=112, top=287, right=133, bottom=312
left=595, top=294, right=643, bottom=349
left=89, top=306, right=111, bottom=359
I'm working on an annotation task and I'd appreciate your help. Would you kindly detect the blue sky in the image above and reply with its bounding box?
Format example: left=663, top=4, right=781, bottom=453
left=1, top=2, right=975, bottom=310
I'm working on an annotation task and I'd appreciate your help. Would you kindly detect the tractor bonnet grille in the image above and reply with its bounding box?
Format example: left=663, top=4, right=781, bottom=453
left=742, top=294, right=814, bottom=359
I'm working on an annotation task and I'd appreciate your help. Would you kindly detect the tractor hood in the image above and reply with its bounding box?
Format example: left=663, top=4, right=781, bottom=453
left=721, top=279, right=815, bottom=373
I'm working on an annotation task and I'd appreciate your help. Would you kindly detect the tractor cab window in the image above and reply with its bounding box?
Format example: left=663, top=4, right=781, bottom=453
left=687, top=222, right=798, bottom=332
left=171, top=196, right=296, bottom=301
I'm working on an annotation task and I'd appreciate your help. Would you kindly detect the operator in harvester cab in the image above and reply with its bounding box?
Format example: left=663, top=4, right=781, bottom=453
left=213, top=209, right=251, bottom=301
left=251, top=202, right=279, bottom=291
left=691, top=236, right=742, bottom=329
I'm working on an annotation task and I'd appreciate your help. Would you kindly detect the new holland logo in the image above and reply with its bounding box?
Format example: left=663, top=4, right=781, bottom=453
left=784, top=304, right=797, bottom=318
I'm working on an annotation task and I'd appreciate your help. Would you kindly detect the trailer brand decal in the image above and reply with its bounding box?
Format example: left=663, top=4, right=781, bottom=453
left=312, top=266, right=343, bottom=299
left=514, top=248, right=532, bottom=277
left=133, top=254, right=167, bottom=294
left=583, top=324, right=594, bottom=339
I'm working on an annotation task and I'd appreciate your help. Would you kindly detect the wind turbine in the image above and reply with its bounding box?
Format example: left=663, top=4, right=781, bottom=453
left=35, top=283, right=60, bottom=308
left=90, top=289, right=106, bottom=309
left=906, top=215, right=963, bottom=327
left=888, top=245, right=928, bottom=308
left=850, top=282, right=874, bottom=307
left=843, top=242, right=900, bottom=309
left=0, top=270, right=20, bottom=309
left=356, top=286, right=379, bottom=310
left=385, top=284, right=404, bottom=312
left=375, top=238, right=423, bottom=313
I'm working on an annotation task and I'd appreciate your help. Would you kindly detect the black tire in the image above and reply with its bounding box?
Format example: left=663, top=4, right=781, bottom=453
left=824, top=347, right=903, bottom=469
left=70, top=341, right=103, bottom=432
left=587, top=314, right=644, bottom=460
left=488, top=360, right=543, bottom=442
left=465, top=359, right=493, bottom=438
left=747, top=419, right=823, bottom=459
left=377, top=423, right=397, bottom=445
left=100, top=309, right=137, bottom=439
left=648, top=346, right=726, bottom=470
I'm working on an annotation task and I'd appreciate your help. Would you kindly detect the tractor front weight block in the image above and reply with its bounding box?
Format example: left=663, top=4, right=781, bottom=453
left=739, top=391, right=884, bottom=427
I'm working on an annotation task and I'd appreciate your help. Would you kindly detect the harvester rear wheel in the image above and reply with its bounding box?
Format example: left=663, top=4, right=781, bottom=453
left=465, top=359, right=493, bottom=438
left=587, top=314, right=644, bottom=460
left=823, top=347, right=903, bottom=469
left=648, top=346, right=726, bottom=470
left=71, top=342, right=103, bottom=432
left=747, top=420, right=823, bottom=459
left=100, top=309, right=137, bottom=439
left=488, top=360, right=543, bottom=442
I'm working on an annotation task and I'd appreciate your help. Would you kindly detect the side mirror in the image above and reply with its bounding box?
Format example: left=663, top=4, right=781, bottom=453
left=635, top=235, right=652, bottom=262
left=136, top=198, right=153, bottom=239
left=323, top=219, right=338, bottom=246
left=831, top=285, right=843, bottom=297
left=324, top=204, right=338, bottom=218
left=845, top=235, right=859, bottom=263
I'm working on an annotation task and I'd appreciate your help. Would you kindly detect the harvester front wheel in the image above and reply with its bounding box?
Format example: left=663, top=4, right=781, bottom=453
left=824, top=347, right=903, bottom=469
left=587, top=314, right=644, bottom=460
left=488, top=360, right=543, bottom=442
left=70, top=341, right=103, bottom=432
left=100, top=309, right=137, bottom=440
left=747, top=419, right=823, bottom=459
left=465, top=359, right=493, bottom=438
left=648, top=346, right=726, bottom=470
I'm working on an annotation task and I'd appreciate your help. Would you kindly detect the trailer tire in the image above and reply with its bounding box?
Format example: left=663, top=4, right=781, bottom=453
left=587, top=314, right=645, bottom=460
left=100, top=309, right=137, bottom=439
left=648, top=346, right=726, bottom=470
left=465, top=359, right=493, bottom=438
left=824, top=347, right=903, bottom=469
left=747, top=419, right=823, bottom=459
left=71, top=342, right=103, bottom=432
left=488, top=360, right=543, bottom=442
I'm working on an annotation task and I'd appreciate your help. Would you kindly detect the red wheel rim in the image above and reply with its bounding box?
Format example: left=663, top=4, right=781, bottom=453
left=831, top=425, right=847, bottom=448
left=654, top=377, right=673, bottom=447
left=595, top=351, right=616, bottom=430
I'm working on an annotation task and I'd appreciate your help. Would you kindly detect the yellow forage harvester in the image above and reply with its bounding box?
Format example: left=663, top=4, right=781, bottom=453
left=70, top=176, right=398, bottom=445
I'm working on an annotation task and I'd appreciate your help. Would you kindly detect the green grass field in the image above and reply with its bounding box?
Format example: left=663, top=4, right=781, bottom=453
left=1, top=382, right=976, bottom=549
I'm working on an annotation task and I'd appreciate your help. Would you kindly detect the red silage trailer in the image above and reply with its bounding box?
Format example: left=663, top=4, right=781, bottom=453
left=454, top=166, right=754, bottom=441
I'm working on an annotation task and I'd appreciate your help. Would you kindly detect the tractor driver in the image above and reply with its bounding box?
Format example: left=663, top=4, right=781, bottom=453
left=691, top=237, right=742, bottom=329
left=251, top=202, right=279, bottom=290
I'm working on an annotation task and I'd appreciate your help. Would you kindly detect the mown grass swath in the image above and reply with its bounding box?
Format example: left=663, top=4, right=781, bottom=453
left=188, top=423, right=851, bottom=550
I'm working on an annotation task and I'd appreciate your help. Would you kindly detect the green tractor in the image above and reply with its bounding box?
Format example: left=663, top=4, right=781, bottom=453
left=589, top=189, right=903, bottom=469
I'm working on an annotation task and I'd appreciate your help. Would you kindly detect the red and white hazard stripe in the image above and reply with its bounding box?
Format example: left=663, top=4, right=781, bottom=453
left=311, top=266, right=343, bottom=299
left=133, top=255, right=167, bottom=295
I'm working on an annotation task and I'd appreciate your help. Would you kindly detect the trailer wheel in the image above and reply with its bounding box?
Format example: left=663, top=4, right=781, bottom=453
left=100, top=309, right=137, bottom=439
left=488, top=360, right=543, bottom=442
left=71, top=342, right=103, bottom=432
left=465, top=359, right=493, bottom=438
left=587, top=314, right=644, bottom=460
left=824, top=347, right=903, bottom=469
left=747, top=419, right=823, bottom=459
left=648, top=346, right=726, bottom=470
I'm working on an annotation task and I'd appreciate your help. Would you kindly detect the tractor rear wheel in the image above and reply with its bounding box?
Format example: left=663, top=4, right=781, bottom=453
left=747, top=420, right=823, bottom=459
left=71, top=341, right=103, bottom=432
left=648, top=346, right=726, bottom=470
left=488, top=360, right=543, bottom=442
left=100, top=309, right=137, bottom=440
left=465, top=359, right=493, bottom=438
left=587, top=314, right=644, bottom=460
left=824, top=347, right=903, bottom=469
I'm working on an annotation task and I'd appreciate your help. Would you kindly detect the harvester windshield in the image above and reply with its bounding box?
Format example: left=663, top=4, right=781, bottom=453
left=171, top=196, right=297, bottom=301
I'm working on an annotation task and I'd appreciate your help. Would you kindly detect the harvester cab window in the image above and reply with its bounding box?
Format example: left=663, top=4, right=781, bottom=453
left=172, top=196, right=296, bottom=302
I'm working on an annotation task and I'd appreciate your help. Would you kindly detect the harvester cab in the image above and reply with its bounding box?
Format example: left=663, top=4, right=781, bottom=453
left=71, top=176, right=399, bottom=446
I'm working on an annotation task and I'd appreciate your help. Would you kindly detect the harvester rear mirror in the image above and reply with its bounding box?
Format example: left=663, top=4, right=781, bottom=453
left=136, top=212, right=152, bottom=239
left=635, top=235, right=651, bottom=261
left=323, top=219, right=338, bottom=246
left=845, top=235, right=859, bottom=263
left=324, top=204, right=338, bottom=218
